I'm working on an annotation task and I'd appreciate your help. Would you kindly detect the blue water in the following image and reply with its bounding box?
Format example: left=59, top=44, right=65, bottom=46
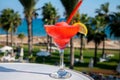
left=0, top=18, right=118, bottom=40
left=16, top=18, right=46, bottom=36
left=0, top=18, right=46, bottom=36
left=0, top=18, right=66, bottom=37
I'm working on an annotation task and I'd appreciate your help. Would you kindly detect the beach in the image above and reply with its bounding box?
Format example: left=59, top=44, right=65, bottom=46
left=0, top=34, right=119, bottom=50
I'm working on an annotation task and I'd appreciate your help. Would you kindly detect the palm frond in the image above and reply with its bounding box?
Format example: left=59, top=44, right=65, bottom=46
left=60, top=0, right=79, bottom=17
left=19, top=0, right=39, bottom=16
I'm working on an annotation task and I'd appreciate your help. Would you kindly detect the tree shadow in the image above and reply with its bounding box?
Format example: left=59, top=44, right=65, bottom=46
left=96, top=63, right=117, bottom=70
left=0, top=66, right=50, bottom=75
left=74, top=62, right=89, bottom=67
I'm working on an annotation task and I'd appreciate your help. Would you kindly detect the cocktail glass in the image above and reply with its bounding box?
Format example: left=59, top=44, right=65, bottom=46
left=44, top=22, right=79, bottom=79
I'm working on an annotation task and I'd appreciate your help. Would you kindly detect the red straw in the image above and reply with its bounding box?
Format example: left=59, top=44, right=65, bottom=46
left=66, top=0, right=83, bottom=24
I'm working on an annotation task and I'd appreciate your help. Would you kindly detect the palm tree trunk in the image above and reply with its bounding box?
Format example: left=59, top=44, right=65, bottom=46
left=49, top=20, right=53, bottom=53
left=6, top=31, right=9, bottom=46
left=70, top=38, right=74, bottom=69
left=118, top=41, right=120, bottom=63
left=21, top=39, right=23, bottom=46
left=80, top=35, right=84, bottom=62
left=26, top=17, right=33, bottom=56
left=31, top=20, right=33, bottom=49
left=46, top=35, right=50, bottom=51
left=102, top=38, right=105, bottom=57
left=10, top=31, right=13, bottom=47
left=94, top=43, right=98, bottom=66
left=49, top=37, right=52, bottom=53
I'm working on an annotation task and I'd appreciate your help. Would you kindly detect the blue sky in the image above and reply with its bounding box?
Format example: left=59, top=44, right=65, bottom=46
left=0, top=0, right=120, bottom=18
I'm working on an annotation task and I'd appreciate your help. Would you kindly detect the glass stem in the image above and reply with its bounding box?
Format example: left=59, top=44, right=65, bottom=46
left=59, top=49, right=64, bottom=69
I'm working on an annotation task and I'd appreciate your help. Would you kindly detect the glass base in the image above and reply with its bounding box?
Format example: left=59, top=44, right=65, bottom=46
left=50, top=69, right=72, bottom=79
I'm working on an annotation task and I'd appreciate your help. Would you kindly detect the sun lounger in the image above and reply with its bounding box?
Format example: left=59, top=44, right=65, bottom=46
left=0, top=54, right=15, bottom=62
left=99, top=58, right=108, bottom=62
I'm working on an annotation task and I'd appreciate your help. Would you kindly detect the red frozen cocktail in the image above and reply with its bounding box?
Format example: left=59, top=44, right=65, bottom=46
left=45, top=22, right=79, bottom=49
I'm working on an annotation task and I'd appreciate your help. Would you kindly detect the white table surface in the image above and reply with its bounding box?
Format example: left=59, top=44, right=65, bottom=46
left=0, top=63, right=93, bottom=80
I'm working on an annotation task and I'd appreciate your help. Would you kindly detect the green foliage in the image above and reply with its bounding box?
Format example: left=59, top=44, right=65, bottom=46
left=109, top=6, right=120, bottom=38
left=18, top=33, right=25, bottom=40
left=0, top=8, right=21, bottom=32
left=60, top=0, right=79, bottom=17
left=42, top=2, right=58, bottom=24
left=19, top=0, right=39, bottom=17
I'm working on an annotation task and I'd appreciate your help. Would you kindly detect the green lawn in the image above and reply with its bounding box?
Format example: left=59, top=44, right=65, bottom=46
left=22, top=45, right=120, bottom=75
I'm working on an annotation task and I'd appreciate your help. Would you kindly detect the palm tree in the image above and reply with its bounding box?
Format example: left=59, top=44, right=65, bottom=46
left=0, top=18, right=1, bottom=26
left=109, top=6, right=120, bottom=62
left=79, top=14, right=90, bottom=63
left=42, top=2, right=58, bottom=53
left=18, top=33, right=25, bottom=46
left=0, top=8, right=21, bottom=46
left=0, top=8, right=12, bottom=45
left=96, top=2, right=110, bottom=57
left=87, top=16, right=105, bottom=66
left=19, top=0, right=39, bottom=55
left=10, top=11, right=21, bottom=46
left=74, top=13, right=90, bottom=62
left=60, top=0, right=79, bottom=69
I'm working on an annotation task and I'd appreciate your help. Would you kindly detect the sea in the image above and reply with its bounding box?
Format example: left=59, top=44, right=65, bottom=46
left=0, top=18, right=118, bottom=40
left=0, top=18, right=65, bottom=37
